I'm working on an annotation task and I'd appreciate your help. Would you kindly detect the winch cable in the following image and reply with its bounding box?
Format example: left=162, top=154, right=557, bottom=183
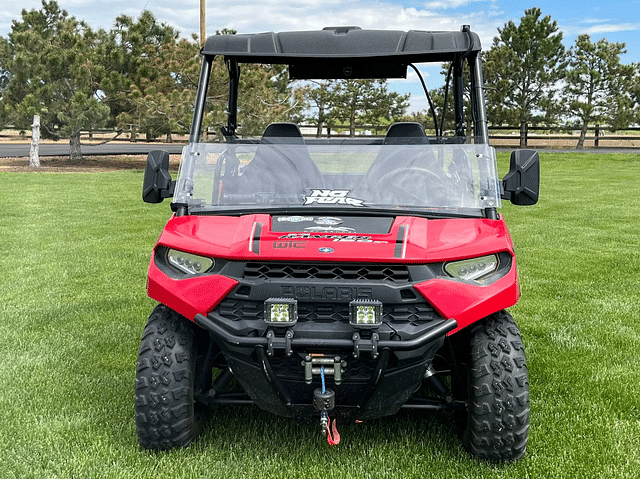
left=320, top=366, right=340, bottom=445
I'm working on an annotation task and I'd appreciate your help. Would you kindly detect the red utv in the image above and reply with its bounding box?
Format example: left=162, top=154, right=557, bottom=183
left=135, top=26, right=539, bottom=461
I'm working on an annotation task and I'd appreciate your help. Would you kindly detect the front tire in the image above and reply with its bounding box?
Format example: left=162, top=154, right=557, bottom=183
left=463, top=310, right=530, bottom=461
left=135, top=305, right=207, bottom=450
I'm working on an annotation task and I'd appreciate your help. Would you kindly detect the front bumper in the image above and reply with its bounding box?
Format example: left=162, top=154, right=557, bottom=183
left=193, top=283, right=458, bottom=422
left=195, top=312, right=457, bottom=359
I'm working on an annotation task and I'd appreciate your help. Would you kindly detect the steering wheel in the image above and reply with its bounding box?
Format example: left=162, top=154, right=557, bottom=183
left=374, top=167, right=449, bottom=206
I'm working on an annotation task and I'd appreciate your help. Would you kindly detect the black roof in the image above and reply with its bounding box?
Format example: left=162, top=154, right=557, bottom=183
left=201, top=26, right=481, bottom=65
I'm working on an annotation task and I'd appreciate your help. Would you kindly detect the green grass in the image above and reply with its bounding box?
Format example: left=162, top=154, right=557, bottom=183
left=1, top=152, right=639, bottom=478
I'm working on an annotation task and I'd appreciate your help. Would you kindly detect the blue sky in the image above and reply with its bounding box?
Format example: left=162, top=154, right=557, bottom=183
left=1, top=0, right=638, bottom=111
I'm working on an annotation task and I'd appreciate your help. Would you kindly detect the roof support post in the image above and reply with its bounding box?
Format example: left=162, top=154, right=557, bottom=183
left=453, top=56, right=465, bottom=138
left=469, top=53, right=489, bottom=145
left=224, top=57, right=240, bottom=139
left=189, top=55, right=213, bottom=143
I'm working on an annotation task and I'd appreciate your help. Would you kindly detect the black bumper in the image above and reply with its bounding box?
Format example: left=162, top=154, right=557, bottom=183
left=194, top=312, right=458, bottom=422
left=191, top=263, right=460, bottom=421
left=195, top=313, right=457, bottom=359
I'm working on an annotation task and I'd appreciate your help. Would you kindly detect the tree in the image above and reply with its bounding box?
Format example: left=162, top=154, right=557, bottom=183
left=483, top=8, right=566, bottom=146
left=199, top=31, right=305, bottom=138
left=563, top=35, right=633, bottom=148
left=302, top=81, right=335, bottom=137
left=307, top=79, right=409, bottom=137
left=125, top=35, right=202, bottom=141
left=0, top=36, right=11, bottom=128
left=0, top=1, right=109, bottom=160
left=235, top=63, right=304, bottom=137
left=631, top=63, right=640, bottom=125
left=100, top=10, right=180, bottom=140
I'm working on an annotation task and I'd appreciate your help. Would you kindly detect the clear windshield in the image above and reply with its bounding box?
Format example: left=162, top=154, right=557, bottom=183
left=173, top=140, right=501, bottom=215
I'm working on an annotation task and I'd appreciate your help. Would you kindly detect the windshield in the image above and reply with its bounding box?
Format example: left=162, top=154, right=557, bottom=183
left=173, top=140, right=501, bottom=216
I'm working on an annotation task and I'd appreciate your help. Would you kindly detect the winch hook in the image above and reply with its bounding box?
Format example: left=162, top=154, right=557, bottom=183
left=314, top=366, right=340, bottom=445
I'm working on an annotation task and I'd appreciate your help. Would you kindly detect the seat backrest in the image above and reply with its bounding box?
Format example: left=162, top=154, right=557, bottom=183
left=262, top=122, right=306, bottom=144
left=383, top=122, right=430, bottom=145
left=237, top=123, right=323, bottom=194
left=361, top=122, right=434, bottom=190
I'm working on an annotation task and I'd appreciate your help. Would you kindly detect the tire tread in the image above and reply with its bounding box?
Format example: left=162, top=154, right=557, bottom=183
left=463, top=310, right=530, bottom=461
left=135, top=305, right=204, bottom=450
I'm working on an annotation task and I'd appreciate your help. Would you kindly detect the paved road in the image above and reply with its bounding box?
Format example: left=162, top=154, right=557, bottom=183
left=0, top=142, right=186, bottom=157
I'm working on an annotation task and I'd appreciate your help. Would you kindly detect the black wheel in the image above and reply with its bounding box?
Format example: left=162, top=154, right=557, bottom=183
left=135, top=305, right=208, bottom=450
left=463, top=310, right=530, bottom=461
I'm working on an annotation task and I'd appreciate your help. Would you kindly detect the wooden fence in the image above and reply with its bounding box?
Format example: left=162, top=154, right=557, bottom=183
left=2, top=125, right=640, bottom=149
left=296, top=124, right=640, bottom=149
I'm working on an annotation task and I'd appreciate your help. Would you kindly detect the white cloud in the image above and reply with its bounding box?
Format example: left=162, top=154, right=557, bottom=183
left=1, top=0, right=500, bottom=52
left=580, top=17, right=612, bottom=25
left=424, top=0, right=483, bottom=9
left=581, top=23, right=639, bottom=34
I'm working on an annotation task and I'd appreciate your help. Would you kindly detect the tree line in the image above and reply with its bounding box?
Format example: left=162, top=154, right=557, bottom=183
left=1, top=1, right=639, bottom=159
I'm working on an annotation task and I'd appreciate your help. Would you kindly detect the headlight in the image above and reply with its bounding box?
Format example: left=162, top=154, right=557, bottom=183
left=166, top=249, right=214, bottom=275
left=444, top=254, right=499, bottom=283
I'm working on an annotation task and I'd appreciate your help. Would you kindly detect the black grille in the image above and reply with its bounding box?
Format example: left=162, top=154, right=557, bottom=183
left=243, top=263, right=411, bottom=283
left=216, top=299, right=263, bottom=321
left=299, top=303, right=349, bottom=323
left=384, top=303, right=439, bottom=326
left=215, top=299, right=439, bottom=327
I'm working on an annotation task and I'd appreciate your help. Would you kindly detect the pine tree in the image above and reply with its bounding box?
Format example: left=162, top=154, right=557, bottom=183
left=0, top=1, right=109, bottom=160
left=564, top=35, right=633, bottom=148
left=483, top=8, right=566, bottom=147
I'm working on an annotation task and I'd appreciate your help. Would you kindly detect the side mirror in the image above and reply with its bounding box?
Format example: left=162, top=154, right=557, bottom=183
left=502, top=149, right=540, bottom=206
left=143, top=150, right=175, bottom=203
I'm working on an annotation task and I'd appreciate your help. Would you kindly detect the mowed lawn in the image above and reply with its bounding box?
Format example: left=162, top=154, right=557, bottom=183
left=0, top=152, right=638, bottom=478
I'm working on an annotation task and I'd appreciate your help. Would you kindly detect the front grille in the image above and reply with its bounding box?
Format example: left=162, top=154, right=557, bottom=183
left=385, top=303, right=439, bottom=326
left=243, top=263, right=411, bottom=283
left=215, top=299, right=440, bottom=327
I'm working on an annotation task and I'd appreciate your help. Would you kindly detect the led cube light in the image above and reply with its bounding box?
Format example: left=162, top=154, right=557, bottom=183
left=349, top=300, right=383, bottom=328
left=264, top=298, right=298, bottom=326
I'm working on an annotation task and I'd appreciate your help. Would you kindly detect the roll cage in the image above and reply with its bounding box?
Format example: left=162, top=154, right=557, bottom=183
left=188, top=26, right=487, bottom=144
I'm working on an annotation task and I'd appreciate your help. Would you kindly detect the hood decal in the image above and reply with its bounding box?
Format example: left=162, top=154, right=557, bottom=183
left=249, top=221, right=263, bottom=255
left=303, top=189, right=365, bottom=207
left=394, top=224, right=409, bottom=259
left=272, top=215, right=394, bottom=234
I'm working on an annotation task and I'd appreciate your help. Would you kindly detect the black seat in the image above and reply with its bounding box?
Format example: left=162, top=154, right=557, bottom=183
left=363, top=122, right=433, bottom=185
left=261, top=122, right=306, bottom=144
left=383, top=122, right=430, bottom=145
left=238, top=123, right=323, bottom=196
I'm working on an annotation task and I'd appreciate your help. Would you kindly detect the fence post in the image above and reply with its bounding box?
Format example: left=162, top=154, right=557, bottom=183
left=595, top=125, right=600, bottom=148
left=29, top=114, right=41, bottom=169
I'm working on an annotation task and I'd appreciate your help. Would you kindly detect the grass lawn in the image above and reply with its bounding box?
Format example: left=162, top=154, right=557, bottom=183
left=0, top=152, right=639, bottom=478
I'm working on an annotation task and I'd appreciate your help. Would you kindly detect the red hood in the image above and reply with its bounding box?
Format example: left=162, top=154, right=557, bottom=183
left=156, top=214, right=514, bottom=262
